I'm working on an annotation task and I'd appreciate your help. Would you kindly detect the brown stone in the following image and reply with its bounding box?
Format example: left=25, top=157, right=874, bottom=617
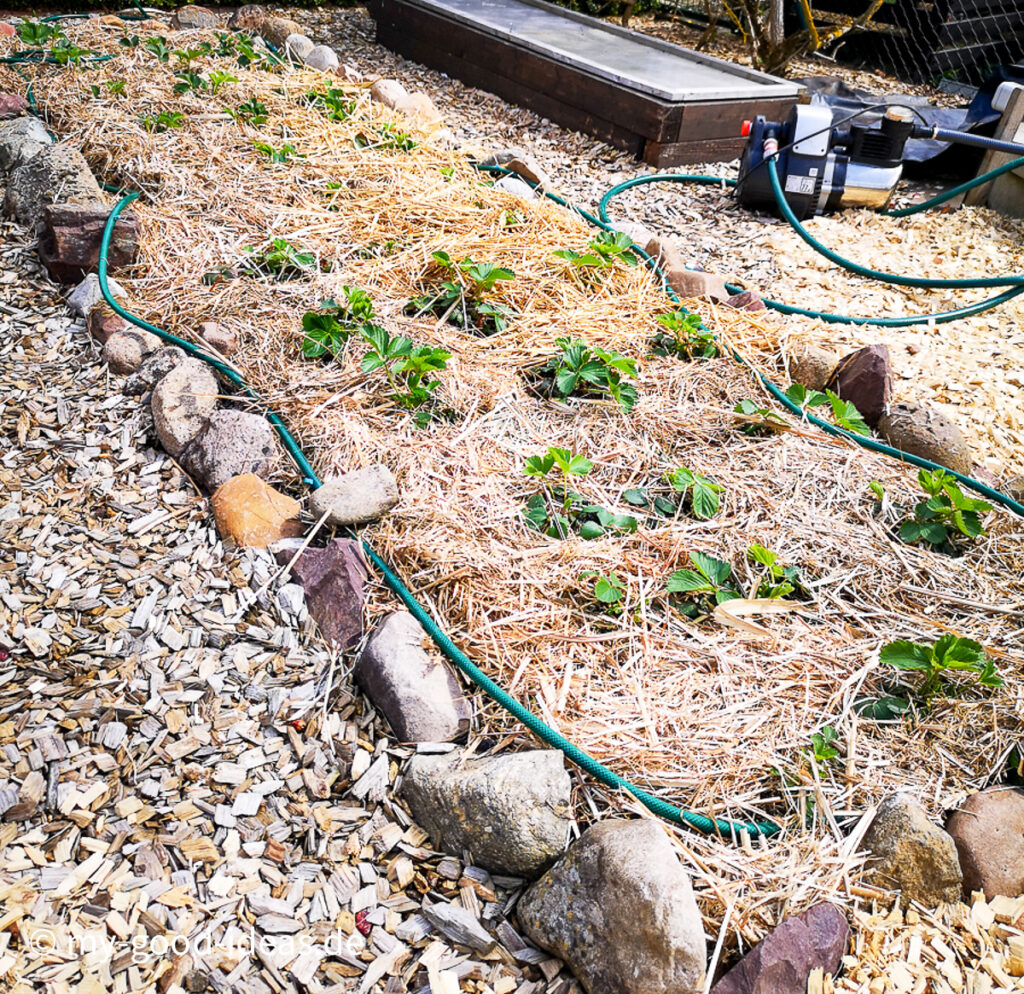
left=260, top=16, right=303, bottom=49
left=199, top=321, right=237, bottom=356
left=789, top=345, right=838, bottom=391
left=170, top=5, right=219, bottom=30
left=947, top=788, right=1024, bottom=899
left=861, top=793, right=963, bottom=906
left=877, top=402, right=972, bottom=476
left=725, top=289, right=766, bottom=312
left=824, top=343, right=892, bottom=429
left=88, top=304, right=130, bottom=345
left=211, top=474, right=304, bottom=549
left=39, top=204, right=139, bottom=284
left=226, top=4, right=266, bottom=32
left=644, top=235, right=729, bottom=302
left=102, top=330, right=161, bottom=374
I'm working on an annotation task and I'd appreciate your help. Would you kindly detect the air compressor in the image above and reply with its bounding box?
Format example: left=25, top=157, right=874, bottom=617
left=735, top=101, right=1024, bottom=219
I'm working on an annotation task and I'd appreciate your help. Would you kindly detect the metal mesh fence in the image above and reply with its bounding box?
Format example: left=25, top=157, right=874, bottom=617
left=566, top=0, right=1024, bottom=87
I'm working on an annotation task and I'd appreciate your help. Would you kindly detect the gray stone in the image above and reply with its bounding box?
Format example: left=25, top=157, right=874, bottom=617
left=124, top=346, right=186, bottom=397
left=369, top=79, right=409, bottom=109
left=480, top=148, right=552, bottom=189
left=493, top=174, right=537, bottom=201
left=877, top=402, right=972, bottom=476
left=179, top=409, right=279, bottom=493
left=276, top=583, right=305, bottom=618
left=860, top=793, right=963, bottom=906
left=0, top=116, right=52, bottom=174
left=710, top=903, right=850, bottom=994
left=946, top=788, right=1024, bottom=900
left=67, top=273, right=126, bottom=318
left=789, top=345, right=838, bottom=391
left=284, top=33, right=314, bottom=62
left=102, top=330, right=162, bottom=375
left=353, top=611, right=471, bottom=743
left=400, top=748, right=571, bottom=876
left=825, top=343, right=892, bottom=429
left=170, top=5, right=219, bottom=29
left=519, top=819, right=706, bottom=994
left=309, top=464, right=399, bottom=527
left=150, top=358, right=219, bottom=458
left=303, top=44, right=339, bottom=73
left=422, top=902, right=495, bottom=953
left=611, top=220, right=656, bottom=249
left=280, top=538, right=366, bottom=649
left=5, top=145, right=104, bottom=232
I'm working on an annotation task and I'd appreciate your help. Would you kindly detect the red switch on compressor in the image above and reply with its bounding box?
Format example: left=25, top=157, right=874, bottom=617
left=741, top=119, right=753, bottom=137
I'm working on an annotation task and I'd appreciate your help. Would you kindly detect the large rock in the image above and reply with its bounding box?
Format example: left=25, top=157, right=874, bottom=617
left=493, top=174, right=537, bottom=201
left=353, top=611, right=471, bottom=743
left=170, top=5, right=219, bottom=29
left=0, top=116, right=52, bottom=174
left=0, top=94, right=29, bottom=120
left=394, top=92, right=443, bottom=128
left=369, top=79, right=409, bottom=109
left=519, top=819, right=706, bottom=994
left=647, top=237, right=729, bottom=303
left=260, top=16, right=303, bottom=49
left=824, top=344, right=892, bottom=429
left=179, top=409, right=279, bottom=493
left=860, top=793, right=963, bottom=906
left=710, top=903, right=849, bottom=994
left=789, top=344, right=838, bottom=391
left=309, top=465, right=399, bottom=527
left=124, top=346, right=186, bottom=397
left=150, top=358, right=219, bottom=458
left=946, top=788, right=1024, bottom=900
left=102, top=330, right=161, bottom=374
left=281, top=538, right=366, bottom=649
left=877, top=402, right=971, bottom=476
left=303, top=45, right=339, bottom=73
left=226, top=4, right=265, bottom=32
left=39, top=204, right=139, bottom=284
left=211, top=474, right=304, bottom=548
left=6, top=146, right=105, bottom=232
left=284, top=33, right=314, bottom=63
left=400, top=749, right=571, bottom=876
left=198, top=321, right=237, bottom=356
left=68, top=272, right=126, bottom=318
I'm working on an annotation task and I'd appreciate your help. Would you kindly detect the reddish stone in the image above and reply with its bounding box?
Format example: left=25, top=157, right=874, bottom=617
left=38, top=204, right=139, bottom=284
left=947, top=788, right=1024, bottom=900
left=711, top=903, right=850, bottom=994
left=278, top=538, right=367, bottom=649
left=0, top=93, right=29, bottom=119
left=0, top=23, right=16, bottom=39
left=824, top=343, right=892, bottom=429
left=725, top=290, right=766, bottom=312
left=87, top=304, right=130, bottom=344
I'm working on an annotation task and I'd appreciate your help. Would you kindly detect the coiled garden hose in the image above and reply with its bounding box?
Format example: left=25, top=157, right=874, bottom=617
left=97, top=193, right=780, bottom=840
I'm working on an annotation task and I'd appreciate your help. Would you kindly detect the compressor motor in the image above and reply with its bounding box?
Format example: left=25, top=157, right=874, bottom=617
left=736, top=103, right=915, bottom=219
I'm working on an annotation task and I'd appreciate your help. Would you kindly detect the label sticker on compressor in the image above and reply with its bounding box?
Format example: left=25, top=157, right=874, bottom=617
left=784, top=174, right=816, bottom=195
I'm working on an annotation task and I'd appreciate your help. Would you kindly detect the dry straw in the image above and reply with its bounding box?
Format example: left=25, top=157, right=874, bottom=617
left=6, top=18, right=1023, bottom=945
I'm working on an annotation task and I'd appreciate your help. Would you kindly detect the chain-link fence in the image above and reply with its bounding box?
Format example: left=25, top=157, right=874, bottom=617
left=551, top=0, right=1024, bottom=88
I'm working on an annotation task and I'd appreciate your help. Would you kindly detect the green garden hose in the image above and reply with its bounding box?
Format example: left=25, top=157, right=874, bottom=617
left=97, top=192, right=780, bottom=840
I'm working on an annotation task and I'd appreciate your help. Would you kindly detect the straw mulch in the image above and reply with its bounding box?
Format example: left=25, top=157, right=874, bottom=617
left=7, top=18, right=1024, bottom=952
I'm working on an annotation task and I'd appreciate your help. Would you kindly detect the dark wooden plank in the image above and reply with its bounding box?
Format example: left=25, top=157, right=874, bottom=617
left=675, top=97, right=796, bottom=143
left=377, top=19, right=647, bottom=155
left=378, top=0, right=682, bottom=141
left=643, top=136, right=749, bottom=166
left=936, top=11, right=1024, bottom=46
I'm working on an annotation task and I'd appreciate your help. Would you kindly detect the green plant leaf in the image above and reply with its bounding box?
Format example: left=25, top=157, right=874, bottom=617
left=879, top=640, right=933, bottom=671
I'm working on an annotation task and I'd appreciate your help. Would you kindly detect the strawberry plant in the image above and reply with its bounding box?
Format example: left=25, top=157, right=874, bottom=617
left=355, top=124, right=418, bottom=152
left=406, top=251, right=516, bottom=336
left=140, top=111, right=185, bottom=134
left=555, top=231, right=638, bottom=285
left=807, top=726, right=840, bottom=766
left=881, top=634, right=1002, bottom=701
left=666, top=466, right=722, bottom=520
left=144, top=36, right=171, bottom=62
left=746, top=544, right=807, bottom=599
left=173, top=71, right=207, bottom=95
left=734, top=398, right=786, bottom=435
left=241, top=239, right=317, bottom=280
left=871, top=470, right=993, bottom=554
left=302, top=86, right=354, bottom=122
left=254, top=141, right=304, bottom=164
left=666, top=551, right=739, bottom=618
left=17, top=21, right=64, bottom=46
left=208, top=70, right=238, bottom=96
left=540, top=338, right=638, bottom=412
left=581, top=570, right=627, bottom=613
left=174, top=44, right=213, bottom=67
left=358, top=325, right=450, bottom=426
left=300, top=287, right=374, bottom=359
left=784, top=383, right=869, bottom=437
left=229, top=98, right=269, bottom=127
left=521, top=448, right=636, bottom=540
left=50, top=39, right=92, bottom=66
left=652, top=309, right=718, bottom=360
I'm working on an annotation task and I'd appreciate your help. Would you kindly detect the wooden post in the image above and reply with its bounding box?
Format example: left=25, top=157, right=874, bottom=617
left=963, top=87, right=1024, bottom=207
